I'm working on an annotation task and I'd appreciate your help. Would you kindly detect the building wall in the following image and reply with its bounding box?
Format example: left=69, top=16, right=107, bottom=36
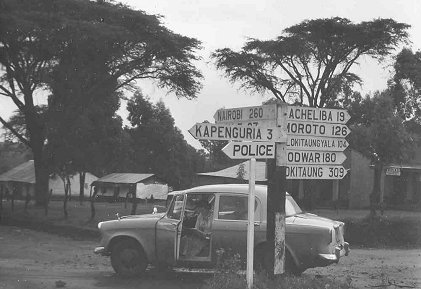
left=49, top=173, right=98, bottom=197
left=349, top=150, right=373, bottom=208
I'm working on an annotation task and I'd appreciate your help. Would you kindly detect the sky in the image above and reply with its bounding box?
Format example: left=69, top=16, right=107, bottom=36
left=1, top=0, right=421, bottom=149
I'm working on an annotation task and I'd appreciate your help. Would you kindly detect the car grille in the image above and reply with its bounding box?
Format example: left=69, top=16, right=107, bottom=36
left=334, top=223, right=345, bottom=245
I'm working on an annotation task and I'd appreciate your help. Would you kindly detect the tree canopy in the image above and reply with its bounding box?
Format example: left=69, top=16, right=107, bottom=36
left=391, top=48, right=421, bottom=124
left=0, top=0, right=203, bottom=205
left=212, top=17, right=409, bottom=107
left=346, top=90, right=415, bottom=165
left=126, top=91, right=206, bottom=189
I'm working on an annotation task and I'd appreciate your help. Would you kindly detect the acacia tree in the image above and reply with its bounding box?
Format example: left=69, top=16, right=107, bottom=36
left=212, top=17, right=409, bottom=107
left=0, top=0, right=202, bottom=208
left=346, top=90, right=415, bottom=214
left=392, top=48, right=421, bottom=124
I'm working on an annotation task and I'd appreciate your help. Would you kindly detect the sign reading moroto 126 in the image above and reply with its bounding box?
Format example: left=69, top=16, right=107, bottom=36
left=188, top=122, right=285, bottom=142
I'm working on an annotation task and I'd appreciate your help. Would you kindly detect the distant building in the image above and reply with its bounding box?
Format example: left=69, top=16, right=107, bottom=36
left=194, top=149, right=421, bottom=209
left=0, top=160, right=98, bottom=198
left=91, top=173, right=169, bottom=200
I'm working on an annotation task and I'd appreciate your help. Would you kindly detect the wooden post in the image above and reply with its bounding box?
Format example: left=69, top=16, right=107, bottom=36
left=266, top=158, right=286, bottom=276
left=246, top=158, right=256, bottom=289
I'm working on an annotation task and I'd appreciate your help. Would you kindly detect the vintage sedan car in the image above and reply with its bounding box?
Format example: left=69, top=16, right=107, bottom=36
left=94, top=184, right=349, bottom=276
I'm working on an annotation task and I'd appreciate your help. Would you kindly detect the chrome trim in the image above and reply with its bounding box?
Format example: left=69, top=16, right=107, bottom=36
left=94, top=247, right=105, bottom=255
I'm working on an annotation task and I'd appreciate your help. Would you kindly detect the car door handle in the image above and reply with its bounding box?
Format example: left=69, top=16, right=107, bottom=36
left=254, top=222, right=260, bottom=227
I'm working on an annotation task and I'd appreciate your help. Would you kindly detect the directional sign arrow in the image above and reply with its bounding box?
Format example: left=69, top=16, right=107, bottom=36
left=286, top=136, right=349, bottom=152
left=222, top=141, right=275, bottom=159
left=214, top=104, right=277, bottom=123
left=286, top=106, right=351, bottom=124
left=189, top=122, right=286, bottom=142
left=285, top=150, right=346, bottom=165
left=286, top=165, right=348, bottom=179
left=286, top=121, right=350, bottom=138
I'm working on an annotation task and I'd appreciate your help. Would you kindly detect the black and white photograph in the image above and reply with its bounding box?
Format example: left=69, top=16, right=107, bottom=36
left=0, top=0, right=420, bottom=288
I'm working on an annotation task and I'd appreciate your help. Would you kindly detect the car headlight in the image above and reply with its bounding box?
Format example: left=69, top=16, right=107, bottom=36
left=98, top=222, right=102, bottom=230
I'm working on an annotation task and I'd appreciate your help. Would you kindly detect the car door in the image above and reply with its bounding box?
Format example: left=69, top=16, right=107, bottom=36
left=211, top=193, right=262, bottom=262
left=156, top=194, right=185, bottom=265
left=178, top=193, right=215, bottom=263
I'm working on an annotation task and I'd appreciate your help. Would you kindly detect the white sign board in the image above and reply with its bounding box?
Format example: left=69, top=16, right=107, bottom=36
left=286, top=150, right=346, bottom=165
left=286, top=135, right=349, bottom=152
left=286, top=121, right=350, bottom=138
left=222, top=141, right=275, bottom=159
left=386, top=167, right=401, bottom=176
left=189, top=122, right=285, bottom=142
left=286, top=106, right=351, bottom=124
left=286, top=165, right=348, bottom=179
left=214, top=104, right=277, bottom=123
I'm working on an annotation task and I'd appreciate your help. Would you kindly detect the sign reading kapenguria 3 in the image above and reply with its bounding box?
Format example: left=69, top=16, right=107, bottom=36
left=189, top=122, right=284, bottom=142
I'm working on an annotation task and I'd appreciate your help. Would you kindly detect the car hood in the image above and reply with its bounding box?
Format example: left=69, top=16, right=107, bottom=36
left=290, top=212, right=343, bottom=228
left=98, top=213, right=165, bottom=230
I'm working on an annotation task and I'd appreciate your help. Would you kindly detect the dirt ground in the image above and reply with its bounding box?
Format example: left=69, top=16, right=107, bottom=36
left=0, top=225, right=420, bottom=289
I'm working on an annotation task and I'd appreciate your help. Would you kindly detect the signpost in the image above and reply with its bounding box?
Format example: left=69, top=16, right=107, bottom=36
left=214, top=104, right=277, bottom=123
left=191, top=103, right=350, bottom=289
left=286, top=150, right=346, bottom=165
left=188, top=122, right=286, bottom=142
left=286, top=135, right=349, bottom=152
left=286, top=165, right=348, bottom=179
left=222, top=141, right=275, bottom=159
left=286, top=106, right=351, bottom=124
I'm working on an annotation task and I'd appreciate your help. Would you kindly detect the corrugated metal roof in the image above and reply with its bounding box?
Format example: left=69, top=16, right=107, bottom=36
left=93, top=173, right=155, bottom=185
left=0, top=160, right=36, bottom=184
left=197, top=161, right=267, bottom=182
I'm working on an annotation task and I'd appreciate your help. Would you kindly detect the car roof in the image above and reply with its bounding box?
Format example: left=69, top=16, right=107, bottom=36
left=168, top=184, right=290, bottom=198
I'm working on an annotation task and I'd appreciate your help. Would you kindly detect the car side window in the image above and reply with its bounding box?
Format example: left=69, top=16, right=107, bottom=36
left=218, top=195, right=259, bottom=221
left=167, top=194, right=184, bottom=220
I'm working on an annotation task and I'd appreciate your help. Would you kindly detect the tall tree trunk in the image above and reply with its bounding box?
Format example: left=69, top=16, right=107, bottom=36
left=90, top=187, right=98, bottom=220
left=79, top=171, right=86, bottom=205
left=131, top=192, right=138, bottom=215
left=27, top=113, right=49, bottom=211
left=0, top=185, right=3, bottom=222
left=62, top=176, right=69, bottom=219
left=370, top=163, right=383, bottom=217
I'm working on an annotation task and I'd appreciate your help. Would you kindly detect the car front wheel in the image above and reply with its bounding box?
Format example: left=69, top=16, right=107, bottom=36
left=110, top=239, right=147, bottom=277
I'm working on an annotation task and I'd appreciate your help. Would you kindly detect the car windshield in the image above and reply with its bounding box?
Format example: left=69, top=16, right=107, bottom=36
left=286, top=195, right=303, bottom=216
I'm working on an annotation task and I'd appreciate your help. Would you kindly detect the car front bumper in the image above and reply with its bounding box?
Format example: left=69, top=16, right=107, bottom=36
left=318, top=242, right=350, bottom=264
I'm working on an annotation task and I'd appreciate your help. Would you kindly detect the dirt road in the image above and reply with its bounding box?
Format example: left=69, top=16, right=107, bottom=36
left=0, top=225, right=420, bottom=289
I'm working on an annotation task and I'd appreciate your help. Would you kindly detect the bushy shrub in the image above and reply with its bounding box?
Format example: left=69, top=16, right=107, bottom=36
left=344, top=215, right=421, bottom=247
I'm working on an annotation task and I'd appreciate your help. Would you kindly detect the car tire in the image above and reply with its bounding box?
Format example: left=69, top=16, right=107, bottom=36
left=110, top=239, right=147, bottom=277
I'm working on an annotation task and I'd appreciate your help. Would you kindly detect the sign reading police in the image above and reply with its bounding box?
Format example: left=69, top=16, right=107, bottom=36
left=222, top=141, right=275, bottom=159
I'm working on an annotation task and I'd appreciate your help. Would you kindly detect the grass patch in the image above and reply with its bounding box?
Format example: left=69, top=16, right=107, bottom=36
left=203, top=251, right=353, bottom=289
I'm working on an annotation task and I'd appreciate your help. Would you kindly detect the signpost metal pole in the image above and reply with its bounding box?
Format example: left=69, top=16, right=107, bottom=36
left=246, top=158, right=256, bottom=289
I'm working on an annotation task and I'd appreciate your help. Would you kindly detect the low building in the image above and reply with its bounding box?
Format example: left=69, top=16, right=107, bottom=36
left=194, top=149, right=421, bottom=209
left=0, top=160, right=98, bottom=199
left=91, top=173, right=169, bottom=201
